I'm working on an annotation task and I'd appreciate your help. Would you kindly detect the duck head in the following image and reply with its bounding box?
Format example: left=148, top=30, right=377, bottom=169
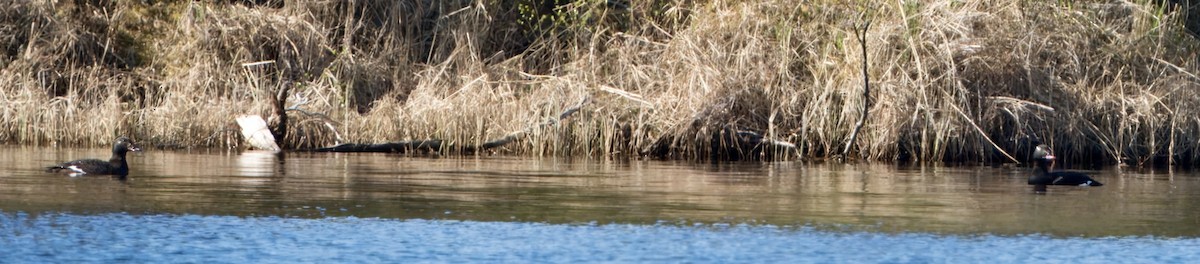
left=1031, top=144, right=1056, bottom=170
left=113, top=137, right=142, bottom=155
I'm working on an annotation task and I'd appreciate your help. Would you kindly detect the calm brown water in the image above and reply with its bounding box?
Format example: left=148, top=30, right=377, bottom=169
left=3, top=145, right=1199, bottom=237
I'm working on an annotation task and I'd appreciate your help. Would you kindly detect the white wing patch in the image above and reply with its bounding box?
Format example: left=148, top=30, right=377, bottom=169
left=67, top=166, right=87, bottom=177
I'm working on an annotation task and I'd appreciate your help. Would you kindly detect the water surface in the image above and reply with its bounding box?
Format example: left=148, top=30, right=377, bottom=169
left=3, top=145, right=1200, bottom=261
left=3, top=212, right=1197, bottom=263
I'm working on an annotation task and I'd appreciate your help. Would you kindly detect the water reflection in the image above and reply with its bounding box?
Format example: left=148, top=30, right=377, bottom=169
left=236, top=150, right=283, bottom=177
left=1, top=145, right=1199, bottom=237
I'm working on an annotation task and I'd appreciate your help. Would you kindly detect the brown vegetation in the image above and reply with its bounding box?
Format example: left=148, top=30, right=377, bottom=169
left=2, top=0, right=1199, bottom=165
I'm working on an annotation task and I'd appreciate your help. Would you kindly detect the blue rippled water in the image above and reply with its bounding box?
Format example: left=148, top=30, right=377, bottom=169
left=2, top=212, right=1197, bottom=263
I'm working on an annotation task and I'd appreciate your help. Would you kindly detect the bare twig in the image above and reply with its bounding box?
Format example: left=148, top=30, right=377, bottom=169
left=987, top=96, right=1055, bottom=112
left=841, top=18, right=871, bottom=159
left=948, top=103, right=1019, bottom=163
left=599, top=85, right=653, bottom=108
left=1153, top=58, right=1200, bottom=82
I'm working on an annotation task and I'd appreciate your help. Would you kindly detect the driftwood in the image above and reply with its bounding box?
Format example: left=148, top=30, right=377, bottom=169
left=314, top=97, right=591, bottom=154
left=710, top=126, right=800, bottom=161
left=235, top=115, right=282, bottom=153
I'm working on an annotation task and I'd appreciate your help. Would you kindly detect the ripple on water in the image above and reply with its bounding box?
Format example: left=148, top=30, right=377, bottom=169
left=2, top=212, right=1198, bottom=263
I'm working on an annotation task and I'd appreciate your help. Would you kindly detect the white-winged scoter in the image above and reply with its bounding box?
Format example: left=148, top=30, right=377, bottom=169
left=46, top=137, right=141, bottom=177
left=1029, top=144, right=1102, bottom=191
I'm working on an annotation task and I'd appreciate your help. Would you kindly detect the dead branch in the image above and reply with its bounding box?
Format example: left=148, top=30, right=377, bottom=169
left=841, top=18, right=872, bottom=160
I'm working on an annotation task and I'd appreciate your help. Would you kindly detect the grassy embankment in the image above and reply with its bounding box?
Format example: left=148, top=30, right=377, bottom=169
left=1, top=1, right=1198, bottom=165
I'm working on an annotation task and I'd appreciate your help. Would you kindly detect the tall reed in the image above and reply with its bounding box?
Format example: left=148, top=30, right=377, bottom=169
left=1, top=0, right=1197, bottom=165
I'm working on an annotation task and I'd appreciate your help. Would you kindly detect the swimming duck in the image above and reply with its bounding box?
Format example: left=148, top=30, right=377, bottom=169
left=46, top=137, right=141, bottom=177
left=1029, top=144, right=1102, bottom=191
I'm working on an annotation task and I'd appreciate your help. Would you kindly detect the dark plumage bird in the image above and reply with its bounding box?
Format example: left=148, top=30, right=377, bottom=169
left=1028, top=144, right=1102, bottom=191
left=46, top=137, right=141, bottom=177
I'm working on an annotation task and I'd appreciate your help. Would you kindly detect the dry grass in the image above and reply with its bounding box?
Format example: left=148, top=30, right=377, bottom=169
left=2, top=0, right=1199, bottom=165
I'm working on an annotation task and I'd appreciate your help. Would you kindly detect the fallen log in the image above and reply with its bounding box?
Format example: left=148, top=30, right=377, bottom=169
left=313, top=96, right=590, bottom=154
left=312, top=140, right=444, bottom=153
